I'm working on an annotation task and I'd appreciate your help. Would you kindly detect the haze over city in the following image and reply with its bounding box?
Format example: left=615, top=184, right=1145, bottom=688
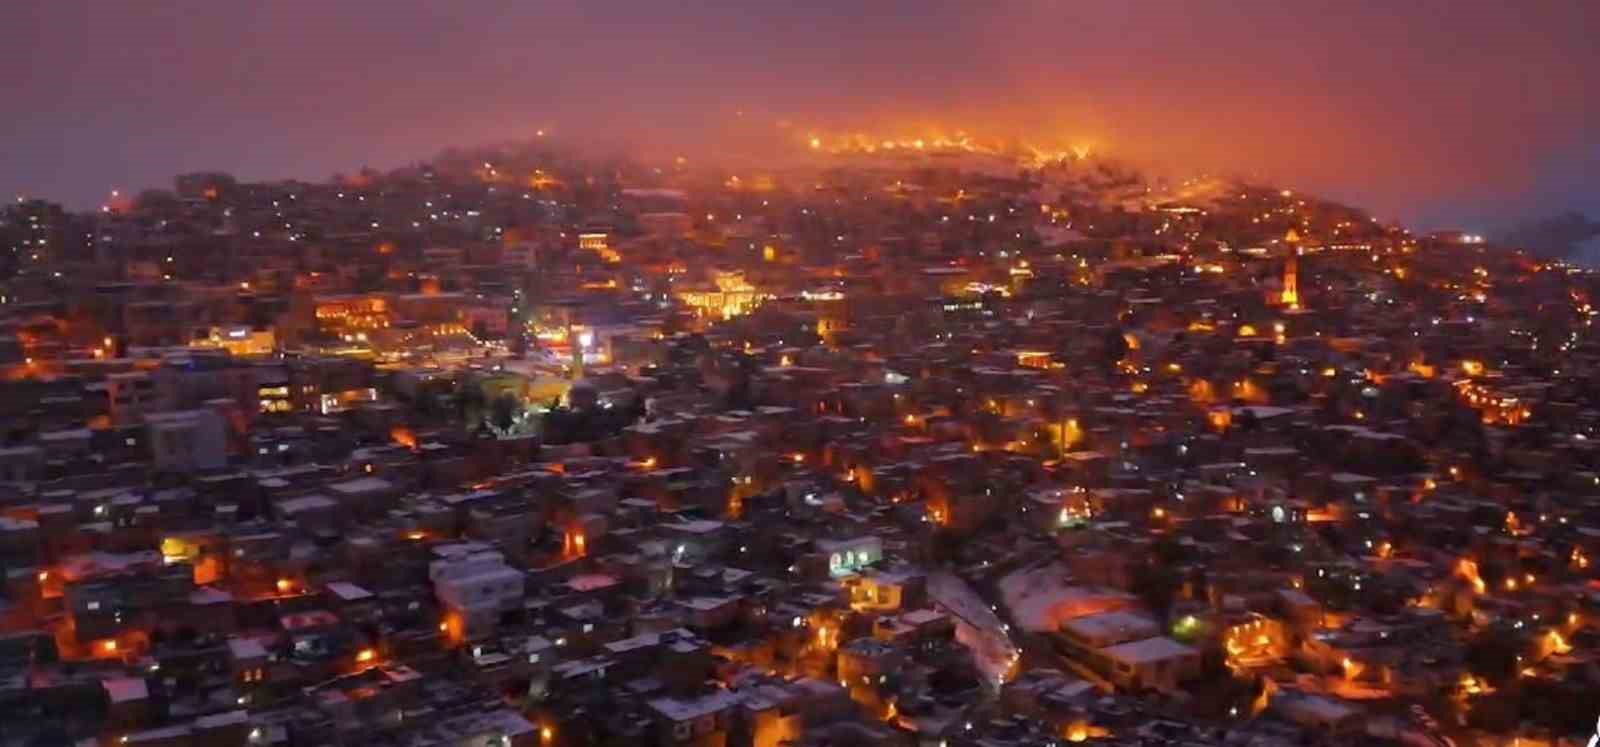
left=4, top=0, right=1598, bottom=232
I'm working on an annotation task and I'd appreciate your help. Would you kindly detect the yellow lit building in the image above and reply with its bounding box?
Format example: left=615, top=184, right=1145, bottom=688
left=314, top=294, right=391, bottom=335
left=193, top=326, right=275, bottom=356
left=1016, top=350, right=1055, bottom=369
left=1221, top=615, right=1290, bottom=671
left=677, top=271, right=763, bottom=320
left=579, top=232, right=621, bottom=263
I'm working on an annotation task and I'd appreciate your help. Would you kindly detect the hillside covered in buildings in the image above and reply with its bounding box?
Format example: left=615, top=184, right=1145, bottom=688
left=1, top=138, right=1598, bottom=747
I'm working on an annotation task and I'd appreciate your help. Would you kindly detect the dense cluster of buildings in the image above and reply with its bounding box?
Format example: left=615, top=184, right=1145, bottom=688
left=0, top=140, right=1596, bottom=746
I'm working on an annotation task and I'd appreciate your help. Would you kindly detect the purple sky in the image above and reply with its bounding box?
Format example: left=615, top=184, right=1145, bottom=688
left=4, top=0, right=1596, bottom=229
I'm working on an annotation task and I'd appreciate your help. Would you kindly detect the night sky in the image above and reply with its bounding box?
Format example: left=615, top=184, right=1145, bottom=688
left=4, top=0, right=1596, bottom=229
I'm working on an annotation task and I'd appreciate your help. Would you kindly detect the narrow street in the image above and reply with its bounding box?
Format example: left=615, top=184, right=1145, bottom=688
left=927, top=571, right=1020, bottom=688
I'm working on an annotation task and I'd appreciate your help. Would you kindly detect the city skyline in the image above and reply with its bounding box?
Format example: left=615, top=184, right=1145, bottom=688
left=3, top=5, right=1600, bottom=746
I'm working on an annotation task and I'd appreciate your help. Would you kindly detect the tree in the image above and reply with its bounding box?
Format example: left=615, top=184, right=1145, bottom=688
left=26, top=726, right=72, bottom=747
left=1151, top=535, right=1188, bottom=565
left=135, top=189, right=181, bottom=215
left=454, top=384, right=486, bottom=428
left=1130, top=559, right=1183, bottom=624
left=489, top=393, right=522, bottom=433
left=1464, top=630, right=1519, bottom=685
left=1103, top=327, right=1130, bottom=366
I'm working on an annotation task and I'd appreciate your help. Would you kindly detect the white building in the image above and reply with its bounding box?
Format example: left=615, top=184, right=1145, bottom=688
left=1060, top=610, right=1160, bottom=649
left=430, top=543, right=525, bottom=637
left=107, top=372, right=159, bottom=423
left=1053, top=609, right=1199, bottom=692
left=145, top=409, right=228, bottom=472
left=818, top=536, right=884, bottom=577
left=1100, top=636, right=1200, bottom=692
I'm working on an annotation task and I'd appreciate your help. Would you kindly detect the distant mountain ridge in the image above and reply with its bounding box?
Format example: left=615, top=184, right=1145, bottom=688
left=1495, top=211, right=1600, bottom=261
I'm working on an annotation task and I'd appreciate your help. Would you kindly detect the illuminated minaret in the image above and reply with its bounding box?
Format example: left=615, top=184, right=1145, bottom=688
left=567, top=319, right=585, bottom=380
left=1281, top=255, right=1300, bottom=309
left=1280, top=229, right=1301, bottom=310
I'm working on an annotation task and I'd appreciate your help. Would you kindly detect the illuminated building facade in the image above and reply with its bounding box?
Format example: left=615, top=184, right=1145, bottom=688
left=676, top=271, right=763, bottom=320
left=193, top=326, right=275, bottom=357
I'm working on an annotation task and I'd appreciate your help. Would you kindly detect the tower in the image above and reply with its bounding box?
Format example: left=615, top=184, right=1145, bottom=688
left=1280, top=229, right=1301, bottom=310
left=1280, top=255, right=1300, bottom=310
left=566, top=319, right=584, bottom=380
